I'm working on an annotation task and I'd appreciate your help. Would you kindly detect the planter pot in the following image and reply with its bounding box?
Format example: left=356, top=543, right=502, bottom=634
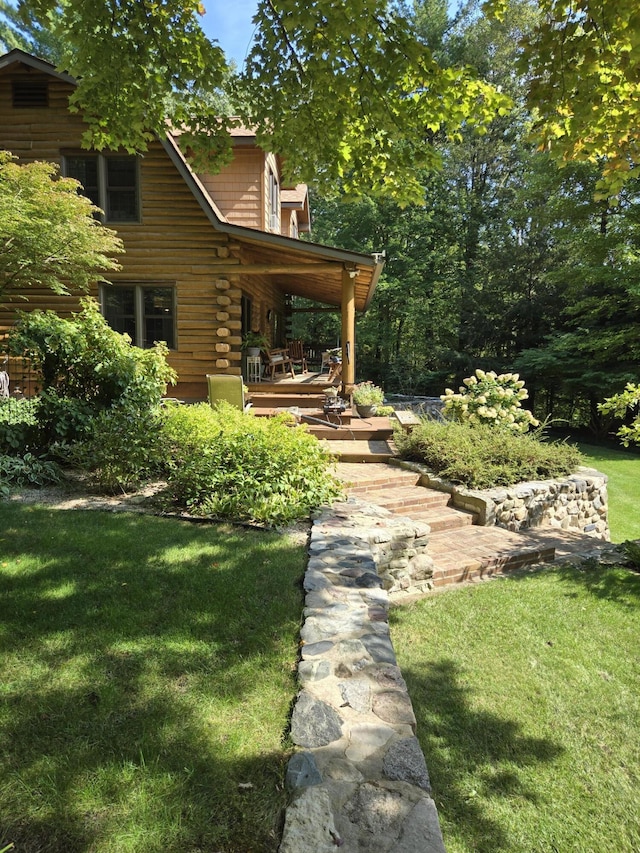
left=356, top=404, right=377, bottom=418
left=246, top=347, right=261, bottom=357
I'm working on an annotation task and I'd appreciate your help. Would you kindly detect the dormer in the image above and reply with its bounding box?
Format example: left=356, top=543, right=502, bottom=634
left=195, top=124, right=308, bottom=239
left=281, top=184, right=310, bottom=239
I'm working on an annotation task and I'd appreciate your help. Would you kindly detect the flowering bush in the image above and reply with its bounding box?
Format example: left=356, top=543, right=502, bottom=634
left=441, top=369, right=538, bottom=433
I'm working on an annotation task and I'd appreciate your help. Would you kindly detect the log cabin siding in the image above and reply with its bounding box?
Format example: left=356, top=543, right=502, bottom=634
left=1, top=52, right=382, bottom=399
left=0, top=62, right=289, bottom=399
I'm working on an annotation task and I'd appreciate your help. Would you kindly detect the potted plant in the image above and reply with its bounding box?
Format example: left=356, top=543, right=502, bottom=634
left=241, top=330, right=269, bottom=357
left=352, top=381, right=384, bottom=417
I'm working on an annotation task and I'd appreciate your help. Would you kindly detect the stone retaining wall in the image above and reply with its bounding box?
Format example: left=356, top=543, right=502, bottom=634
left=280, top=498, right=445, bottom=853
left=390, top=460, right=609, bottom=540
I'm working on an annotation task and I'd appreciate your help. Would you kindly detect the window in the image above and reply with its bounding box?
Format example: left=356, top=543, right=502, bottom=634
left=268, top=169, right=279, bottom=233
left=101, top=284, right=175, bottom=349
left=64, top=154, right=140, bottom=222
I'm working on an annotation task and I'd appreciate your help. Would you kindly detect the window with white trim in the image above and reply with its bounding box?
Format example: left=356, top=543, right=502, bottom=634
left=268, top=169, right=280, bottom=233
left=101, top=284, right=175, bottom=349
left=64, top=153, right=140, bottom=223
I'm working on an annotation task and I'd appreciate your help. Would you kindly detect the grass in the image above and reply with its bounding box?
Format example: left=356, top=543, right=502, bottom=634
left=391, top=564, right=640, bottom=853
left=577, top=442, right=640, bottom=542
left=0, top=503, right=306, bottom=853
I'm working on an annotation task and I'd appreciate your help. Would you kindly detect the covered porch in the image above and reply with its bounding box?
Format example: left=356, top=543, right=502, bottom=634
left=212, top=230, right=384, bottom=393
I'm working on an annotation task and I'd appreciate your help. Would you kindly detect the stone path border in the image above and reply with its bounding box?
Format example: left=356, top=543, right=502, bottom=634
left=279, top=497, right=446, bottom=852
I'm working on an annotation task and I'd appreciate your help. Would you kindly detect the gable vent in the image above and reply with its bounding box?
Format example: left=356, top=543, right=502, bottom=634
left=12, top=80, right=49, bottom=108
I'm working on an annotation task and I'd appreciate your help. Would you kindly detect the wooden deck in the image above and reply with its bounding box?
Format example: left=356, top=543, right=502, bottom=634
left=246, top=370, right=341, bottom=394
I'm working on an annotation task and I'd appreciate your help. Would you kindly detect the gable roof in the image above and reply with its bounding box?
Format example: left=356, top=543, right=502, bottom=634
left=0, top=49, right=384, bottom=310
left=0, top=47, right=75, bottom=83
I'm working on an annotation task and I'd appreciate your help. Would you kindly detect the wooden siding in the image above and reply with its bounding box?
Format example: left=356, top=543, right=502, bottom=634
left=197, top=147, right=263, bottom=230
left=0, top=62, right=288, bottom=399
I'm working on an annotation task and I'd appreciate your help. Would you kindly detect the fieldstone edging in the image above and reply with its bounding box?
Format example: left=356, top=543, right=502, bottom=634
left=389, top=459, right=609, bottom=540
left=279, top=497, right=446, bottom=853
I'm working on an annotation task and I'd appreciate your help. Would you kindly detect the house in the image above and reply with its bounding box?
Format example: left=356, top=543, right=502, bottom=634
left=0, top=49, right=383, bottom=399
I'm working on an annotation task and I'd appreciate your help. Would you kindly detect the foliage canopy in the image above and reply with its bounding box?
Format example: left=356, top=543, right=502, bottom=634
left=2, top=0, right=640, bottom=201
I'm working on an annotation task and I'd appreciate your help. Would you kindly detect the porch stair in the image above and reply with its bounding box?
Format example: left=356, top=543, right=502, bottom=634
left=337, top=463, right=555, bottom=588
left=249, top=389, right=395, bottom=462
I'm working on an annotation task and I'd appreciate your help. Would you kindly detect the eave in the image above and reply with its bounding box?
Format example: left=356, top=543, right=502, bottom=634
left=161, top=134, right=384, bottom=311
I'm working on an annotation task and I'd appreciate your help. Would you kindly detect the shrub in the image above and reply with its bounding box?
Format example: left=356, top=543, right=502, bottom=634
left=8, top=298, right=176, bottom=411
left=395, top=419, right=582, bottom=490
left=441, top=369, right=538, bottom=433
left=6, top=299, right=176, bottom=463
left=599, top=383, right=640, bottom=447
left=0, top=452, right=62, bottom=498
left=68, top=402, right=166, bottom=492
left=160, top=402, right=343, bottom=524
left=0, top=397, right=40, bottom=453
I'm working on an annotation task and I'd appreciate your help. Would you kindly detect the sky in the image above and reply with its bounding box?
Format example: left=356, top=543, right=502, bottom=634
left=201, top=0, right=259, bottom=65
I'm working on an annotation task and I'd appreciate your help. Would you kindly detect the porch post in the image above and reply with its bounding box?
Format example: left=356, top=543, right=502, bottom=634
left=341, top=266, right=356, bottom=391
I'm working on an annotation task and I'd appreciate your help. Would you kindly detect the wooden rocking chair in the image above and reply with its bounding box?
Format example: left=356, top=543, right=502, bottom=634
left=287, top=339, right=308, bottom=373
left=264, top=348, right=295, bottom=380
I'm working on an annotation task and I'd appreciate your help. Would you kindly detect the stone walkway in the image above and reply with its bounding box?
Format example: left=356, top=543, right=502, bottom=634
left=280, top=497, right=446, bottom=852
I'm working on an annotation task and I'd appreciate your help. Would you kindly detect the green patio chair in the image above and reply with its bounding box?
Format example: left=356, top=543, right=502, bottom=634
left=206, top=374, right=251, bottom=412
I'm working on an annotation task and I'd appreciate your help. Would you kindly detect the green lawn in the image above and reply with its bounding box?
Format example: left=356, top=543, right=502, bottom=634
left=391, top=564, right=640, bottom=853
left=0, top=504, right=306, bottom=853
left=577, top=442, right=640, bottom=542
left=391, top=443, right=640, bottom=852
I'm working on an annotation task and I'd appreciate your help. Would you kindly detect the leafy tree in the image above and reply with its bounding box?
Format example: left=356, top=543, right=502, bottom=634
left=599, top=383, right=640, bottom=447
left=243, top=0, right=507, bottom=201
left=0, top=151, right=123, bottom=304
left=3, top=0, right=638, bottom=200
left=510, top=0, right=640, bottom=197
left=0, top=0, right=63, bottom=60
left=515, top=172, right=640, bottom=431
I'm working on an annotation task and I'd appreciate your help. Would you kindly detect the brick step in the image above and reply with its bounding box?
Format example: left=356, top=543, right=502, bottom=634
left=338, top=464, right=422, bottom=492
left=428, top=526, right=555, bottom=587
left=349, top=485, right=451, bottom=512
left=405, top=507, right=476, bottom=531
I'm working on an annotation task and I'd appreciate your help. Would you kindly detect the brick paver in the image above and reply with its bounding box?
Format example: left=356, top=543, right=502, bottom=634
left=336, top=463, right=614, bottom=590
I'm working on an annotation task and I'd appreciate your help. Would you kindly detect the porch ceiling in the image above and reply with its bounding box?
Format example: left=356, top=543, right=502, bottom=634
left=235, top=235, right=380, bottom=311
